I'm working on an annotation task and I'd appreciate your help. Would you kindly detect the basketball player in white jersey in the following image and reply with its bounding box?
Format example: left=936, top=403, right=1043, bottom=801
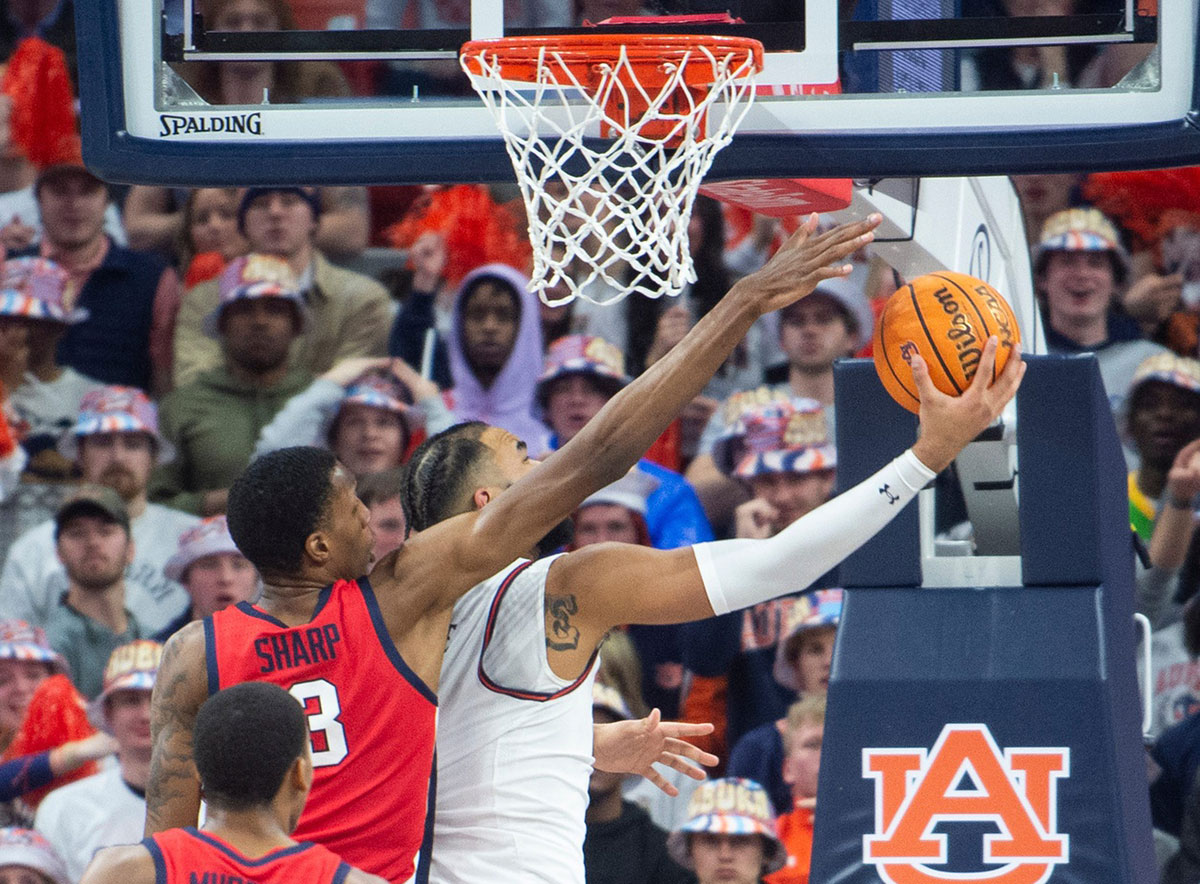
left=403, top=339, right=1023, bottom=883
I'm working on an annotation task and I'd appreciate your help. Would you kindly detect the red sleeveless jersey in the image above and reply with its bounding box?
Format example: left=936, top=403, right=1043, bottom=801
left=145, top=828, right=349, bottom=884
left=207, top=578, right=437, bottom=884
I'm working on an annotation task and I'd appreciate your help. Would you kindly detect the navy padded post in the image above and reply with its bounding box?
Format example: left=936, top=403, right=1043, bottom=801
left=811, top=355, right=1155, bottom=884
left=834, top=358, right=921, bottom=588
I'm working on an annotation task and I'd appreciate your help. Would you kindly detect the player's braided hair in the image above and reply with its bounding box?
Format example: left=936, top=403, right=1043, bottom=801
left=227, top=446, right=338, bottom=576
left=401, top=421, right=491, bottom=535
left=194, top=682, right=309, bottom=810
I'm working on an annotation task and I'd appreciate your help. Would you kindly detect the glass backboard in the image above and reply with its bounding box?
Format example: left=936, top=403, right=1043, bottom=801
left=76, top=0, right=1190, bottom=185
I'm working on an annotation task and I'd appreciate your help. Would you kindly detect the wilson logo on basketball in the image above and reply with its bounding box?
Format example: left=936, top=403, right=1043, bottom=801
left=862, top=724, right=1069, bottom=884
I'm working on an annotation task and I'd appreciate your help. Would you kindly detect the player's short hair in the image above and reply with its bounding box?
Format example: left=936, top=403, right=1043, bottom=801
left=193, top=682, right=308, bottom=810
left=356, top=467, right=405, bottom=509
left=226, top=446, right=338, bottom=576
left=401, top=422, right=491, bottom=534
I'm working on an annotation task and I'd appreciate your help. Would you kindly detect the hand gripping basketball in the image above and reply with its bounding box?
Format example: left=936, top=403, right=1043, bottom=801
left=910, top=336, right=1025, bottom=473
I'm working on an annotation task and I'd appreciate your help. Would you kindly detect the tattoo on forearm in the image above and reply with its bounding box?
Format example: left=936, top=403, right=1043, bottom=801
left=545, top=594, right=581, bottom=651
left=145, top=639, right=201, bottom=835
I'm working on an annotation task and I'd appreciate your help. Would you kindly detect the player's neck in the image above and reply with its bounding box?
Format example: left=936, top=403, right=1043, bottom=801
left=257, top=579, right=331, bottom=625
left=202, top=809, right=297, bottom=858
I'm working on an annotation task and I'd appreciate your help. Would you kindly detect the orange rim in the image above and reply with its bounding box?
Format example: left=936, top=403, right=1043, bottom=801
left=460, top=34, right=763, bottom=87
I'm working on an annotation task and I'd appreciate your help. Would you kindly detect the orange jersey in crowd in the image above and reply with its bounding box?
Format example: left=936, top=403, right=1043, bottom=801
left=765, top=806, right=814, bottom=884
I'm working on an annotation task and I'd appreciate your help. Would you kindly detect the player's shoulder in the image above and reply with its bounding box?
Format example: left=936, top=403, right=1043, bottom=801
left=79, top=842, right=155, bottom=884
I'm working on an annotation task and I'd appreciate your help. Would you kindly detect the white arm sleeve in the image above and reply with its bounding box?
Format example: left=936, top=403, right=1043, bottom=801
left=692, top=449, right=937, bottom=615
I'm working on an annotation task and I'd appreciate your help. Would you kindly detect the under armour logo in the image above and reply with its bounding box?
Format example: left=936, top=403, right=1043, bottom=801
left=879, top=483, right=900, bottom=504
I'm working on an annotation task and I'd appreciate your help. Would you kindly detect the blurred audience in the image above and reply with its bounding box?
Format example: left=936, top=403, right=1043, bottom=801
left=686, top=273, right=871, bottom=528
left=1034, top=207, right=1168, bottom=435
left=252, top=356, right=451, bottom=473
left=173, top=186, right=388, bottom=388
left=13, top=164, right=176, bottom=395
left=727, top=589, right=841, bottom=816
left=35, top=640, right=159, bottom=882
left=0, top=386, right=196, bottom=635
left=439, top=264, right=551, bottom=454
left=355, top=468, right=407, bottom=561
left=584, top=682, right=692, bottom=884
left=540, top=335, right=713, bottom=551
left=43, top=487, right=147, bottom=699
left=0, top=257, right=102, bottom=559
left=0, top=827, right=70, bottom=884
left=155, top=516, right=259, bottom=642
left=151, top=255, right=313, bottom=516
left=764, top=696, right=826, bottom=884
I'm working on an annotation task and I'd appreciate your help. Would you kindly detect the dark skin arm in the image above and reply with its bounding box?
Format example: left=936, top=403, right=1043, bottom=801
left=374, top=214, right=882, bottom=686
left=144, top=620, right=209, bottom=834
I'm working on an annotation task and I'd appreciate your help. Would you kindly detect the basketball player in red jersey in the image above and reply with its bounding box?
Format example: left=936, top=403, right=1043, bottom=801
left=83, top=682, right=384, bottom=884
left=143, top=213, right=884, bottom=883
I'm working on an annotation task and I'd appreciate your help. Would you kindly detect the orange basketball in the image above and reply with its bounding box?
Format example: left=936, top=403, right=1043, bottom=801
left=872, top=271, right=1021, bottom=414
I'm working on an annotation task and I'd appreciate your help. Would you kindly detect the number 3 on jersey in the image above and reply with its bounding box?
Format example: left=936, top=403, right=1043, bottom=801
left=290, top=679, right=348, bottom=766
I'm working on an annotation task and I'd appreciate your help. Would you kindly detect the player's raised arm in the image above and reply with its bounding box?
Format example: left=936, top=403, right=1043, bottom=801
left=400, top=214, right=882, bottom=593
left=542, top=337, right=1025, bottom=669
left=144, top=622, right=208, bottom=835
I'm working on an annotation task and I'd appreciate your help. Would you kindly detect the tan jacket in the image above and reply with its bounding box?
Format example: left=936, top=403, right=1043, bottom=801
left=173, top=253, right=392, bottom=388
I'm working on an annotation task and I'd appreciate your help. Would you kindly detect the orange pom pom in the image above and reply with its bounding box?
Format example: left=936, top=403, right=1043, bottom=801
left=1, top=38, right=82, bottom=169
left=4, top=675, right=101, bottom=808
left=185, top=252, right=229, bottom=289
left=384, top=185, right=532, bottom=285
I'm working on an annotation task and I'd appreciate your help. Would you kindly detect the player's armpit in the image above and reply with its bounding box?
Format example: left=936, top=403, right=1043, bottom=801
left=145, top=621, right=208, bottom=836
left=78, top=844, right=156, bottom=884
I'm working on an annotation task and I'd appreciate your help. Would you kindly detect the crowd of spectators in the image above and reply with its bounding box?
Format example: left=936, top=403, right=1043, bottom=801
left=0, top=1, right=1196, bottom=883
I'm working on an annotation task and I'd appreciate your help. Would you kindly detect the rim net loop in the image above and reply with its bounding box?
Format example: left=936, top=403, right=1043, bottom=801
left=461, top=35, right=763, bottom=306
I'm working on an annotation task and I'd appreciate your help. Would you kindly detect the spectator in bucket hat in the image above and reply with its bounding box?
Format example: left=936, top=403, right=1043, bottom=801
left=0, top=827, right=69, bottom=884
left=0, top=620, right=66, bottom=752
left=666, top=777, right=787, bottom=884
left=36, top=641, right=161, bottom=883
left=1035, top=206, right=1169, bottom=432
left=537, top=334, right=713, bottom=551
left=0, top=386, right=197, bottom=636
left=150, top=254, right=317, bottom=517
left=0, top=257, right=102, bottom=526
left=252, top=355, right=456, bottom=478
left=155, top=515, right=259, bottom=642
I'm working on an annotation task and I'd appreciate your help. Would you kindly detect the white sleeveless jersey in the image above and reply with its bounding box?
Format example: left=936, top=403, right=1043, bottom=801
left=430, top=555, right=599, bottom=884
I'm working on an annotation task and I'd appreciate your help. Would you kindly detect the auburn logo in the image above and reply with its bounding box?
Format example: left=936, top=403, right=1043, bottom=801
left=862, top=724, right=1069, bottom=884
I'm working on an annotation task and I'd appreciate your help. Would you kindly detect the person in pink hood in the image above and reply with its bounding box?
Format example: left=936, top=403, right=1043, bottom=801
left=444, top=264, right=551, bottom=455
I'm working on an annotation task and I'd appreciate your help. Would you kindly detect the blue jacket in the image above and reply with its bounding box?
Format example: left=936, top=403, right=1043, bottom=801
left=17, top=240, right=166, bottom=391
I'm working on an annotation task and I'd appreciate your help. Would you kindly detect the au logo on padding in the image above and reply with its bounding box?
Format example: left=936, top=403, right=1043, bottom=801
left=862, top=724, right=1069, bottom=884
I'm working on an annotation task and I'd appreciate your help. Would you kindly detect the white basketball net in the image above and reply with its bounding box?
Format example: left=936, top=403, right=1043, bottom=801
left=461, top=40, right=761, bottom=306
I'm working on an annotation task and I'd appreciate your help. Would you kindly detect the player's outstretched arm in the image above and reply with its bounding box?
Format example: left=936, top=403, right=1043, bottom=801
left=443, top=214, right=883, bottom=585
left=144, top=621, right=209, bottom=835
left=544, top=338, right=1025, bottom=667
left=79, top=845, right=155, bottom=884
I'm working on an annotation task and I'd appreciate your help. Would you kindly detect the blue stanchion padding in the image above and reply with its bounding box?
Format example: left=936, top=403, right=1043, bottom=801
left=812, top=354, right=1155, bottom=884
left=834, top=358, right=920, bottom=588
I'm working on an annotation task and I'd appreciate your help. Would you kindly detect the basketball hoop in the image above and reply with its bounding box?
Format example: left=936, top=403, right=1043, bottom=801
left=460, top=34, right=763, bottom=306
